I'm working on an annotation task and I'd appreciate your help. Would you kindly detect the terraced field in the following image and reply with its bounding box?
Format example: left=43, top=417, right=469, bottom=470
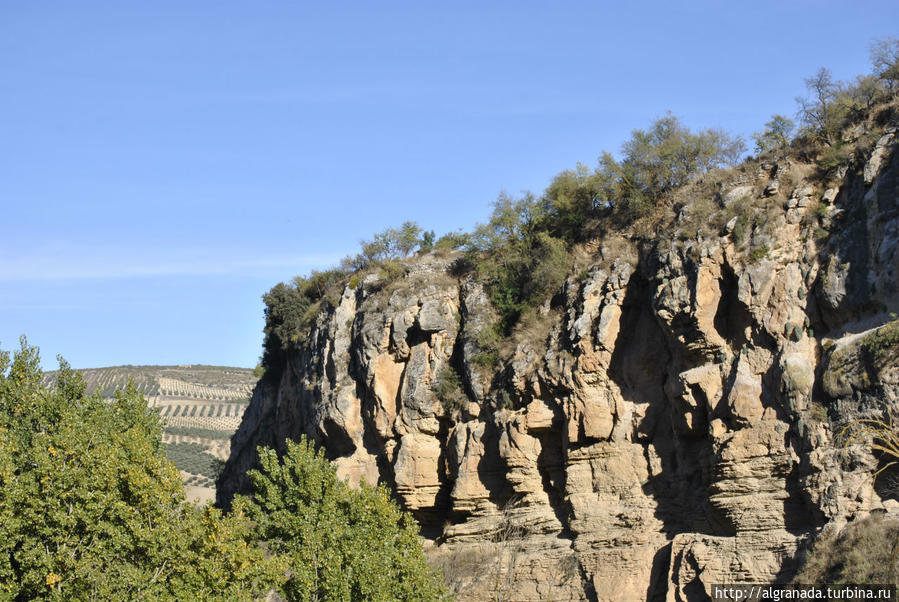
left=42, top=365, right=257, bottom=503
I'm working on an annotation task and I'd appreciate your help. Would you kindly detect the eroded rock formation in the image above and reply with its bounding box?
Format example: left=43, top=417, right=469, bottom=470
left=219, top=130, right=899, bottom=601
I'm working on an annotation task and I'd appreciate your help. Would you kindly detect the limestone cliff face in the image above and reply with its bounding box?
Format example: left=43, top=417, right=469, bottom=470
left=219, top=129, right=899, bottom=601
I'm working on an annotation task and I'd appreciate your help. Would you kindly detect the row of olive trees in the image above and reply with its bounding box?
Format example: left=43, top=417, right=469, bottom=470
left=0, top=339, right=447, bottom=601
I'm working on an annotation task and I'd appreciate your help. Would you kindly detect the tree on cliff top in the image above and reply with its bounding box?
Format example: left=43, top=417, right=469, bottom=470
left=544, top=113, right=745, bottom=234
left=870, top=36, right=899, bottom=92
left=342, top=221, right=425, bottom=270
left=752, top=114, right=796, bottom=154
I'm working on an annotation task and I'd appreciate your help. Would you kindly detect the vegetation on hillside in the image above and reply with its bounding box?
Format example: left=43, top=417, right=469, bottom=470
left=261, top=269, right=350, bottom=372
left=259, top=37, right=899, bottom=377
left=542, top=113, right=745, bottom=236
left=795, top=515, right=899, bottom=585
left=41, top=365, right=256, bottom=400
left=0, top=339, right=446, bottom=600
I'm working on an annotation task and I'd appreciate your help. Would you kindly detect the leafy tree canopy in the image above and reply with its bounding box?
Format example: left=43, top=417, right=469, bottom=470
left=238, top=437, right=447, bottom=601
left=752, top=114, right=796, bottom=155
left=544, top=113, right=745, bottom=233
left=465, top=192, right=568, bottom=333
left=0, top=338, right=279, bottom=601
left=342, top=221, right=425, bottom=270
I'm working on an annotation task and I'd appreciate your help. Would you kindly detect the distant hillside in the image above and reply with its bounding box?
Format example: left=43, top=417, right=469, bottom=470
left=43, top=364, right=257, bottom=504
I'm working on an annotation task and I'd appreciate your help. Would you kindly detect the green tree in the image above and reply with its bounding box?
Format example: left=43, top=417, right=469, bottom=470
left=419, top=229, right=436, bottom=252
left=615, top=114, right=744, bottom=199
left=395, top=221, right=424, bottom=257
left=752, top=114, right=795, bottom=154
left=239, top=437, right=447, bottom=601
left=261, top=268, right=349, bottom=374
left=261, top=281, right=313, bottom=372
left=545, top=114, right=744, bottom=229
left=467, top=192, right=569, bottom=332
left=430, top=230, right=471, bottom=252
left=347, top=221, right=425, bottom=269
left=543, top=163, right=608, bottom=240
left=0, top=339, right=279, bottom=601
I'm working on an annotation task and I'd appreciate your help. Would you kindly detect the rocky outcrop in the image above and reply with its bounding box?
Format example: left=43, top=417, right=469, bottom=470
left=219, top=132, right=899, bottom=600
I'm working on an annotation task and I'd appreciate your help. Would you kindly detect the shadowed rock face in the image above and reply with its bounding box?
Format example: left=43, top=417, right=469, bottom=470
left=219, top=134, right=899, bottom=601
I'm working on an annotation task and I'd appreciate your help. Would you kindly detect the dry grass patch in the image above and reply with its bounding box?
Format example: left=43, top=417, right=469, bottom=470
left=795, top=514, right=899, bottom=585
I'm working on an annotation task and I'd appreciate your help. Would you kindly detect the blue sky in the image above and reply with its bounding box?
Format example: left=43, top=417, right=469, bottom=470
left=2, top=1, right=897, bottom=369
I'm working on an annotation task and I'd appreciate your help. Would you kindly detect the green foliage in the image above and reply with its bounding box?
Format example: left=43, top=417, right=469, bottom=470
left=433, top=230, right=471, bottom=252
left=470, top=325, right=501, bottom=368
left=543, top=163, right=608, bottom=240
left=343, top=221, right=425, bottom=270
left=807, top=401, right=829, bottom=424
left=261, top=283, right=312, bottom=372
left=617, top=115, right=744, bottom=201
left=752, top=114, right=795, bottom=154
left=239, top=438, right=447, bottom=601
left=432, top=366, right=467, bottom=416
left=796, top=68, right=848, bottom=146
left=796, top=51, right=899, bottom=150
left=261, top=268, right=349, bottom=374
left=749, top=245, right=770, bottom=263
left=468, top=193, right=570, bottom=332
left=546, top=114, right=744, bottom=230
left=0, top=339, right=278, bottom=601
left=730, top=215, right=751, bottom=247
left=295, top=268, right=349, bottom=303
left=847, top=74, right=883, bottom=117
left=379, top=258, right=407, bottom=282
left=820, top=141, right=852, bottom=172
left=419, top=229, right=436, bottom=252
left=471, top=349, right=499, bottom=368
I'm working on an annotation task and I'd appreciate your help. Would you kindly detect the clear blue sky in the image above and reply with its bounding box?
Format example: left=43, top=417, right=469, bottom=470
left=2, top=1, right=897, bottom=369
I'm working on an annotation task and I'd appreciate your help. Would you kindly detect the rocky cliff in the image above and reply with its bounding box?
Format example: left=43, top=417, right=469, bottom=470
left=219, top=127, right=899, bottom=600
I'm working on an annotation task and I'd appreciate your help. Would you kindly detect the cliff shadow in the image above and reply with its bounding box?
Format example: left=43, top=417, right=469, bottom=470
left=605, top=270, right=716, bottom=536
